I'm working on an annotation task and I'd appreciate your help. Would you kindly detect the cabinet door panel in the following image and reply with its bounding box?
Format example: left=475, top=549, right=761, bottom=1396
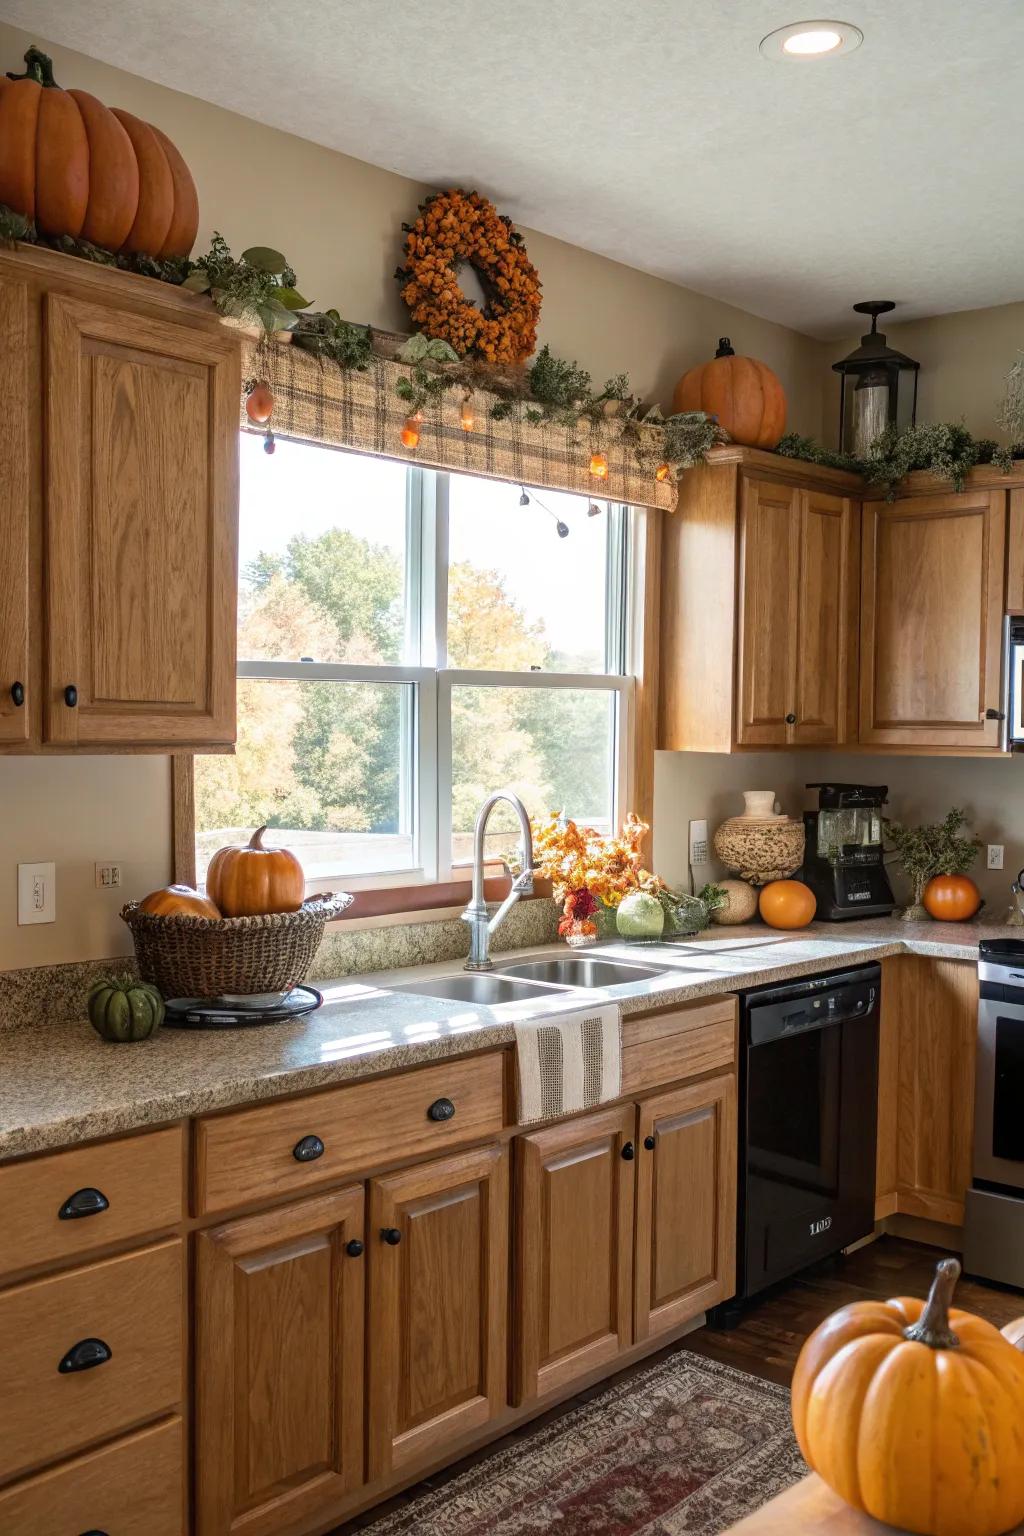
left=792, top=490, right=857, bottom=745
left=368, top=1145, right=508, bottom=1480
left=0, top=273, right=31, bottom=743
left=736, top=477, right=799, bottom=745
left=514, top=1105, right=635, bottom=1404
left=635, top=1074, right=737, bottom=1340
left=859, top=490, right=1005, bottom=748
left=195, top=1187, right=364, bottom=1536
left=45, top=294, right=238, bottom=746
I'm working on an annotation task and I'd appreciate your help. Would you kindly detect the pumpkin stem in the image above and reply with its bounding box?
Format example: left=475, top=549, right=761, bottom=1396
left=715, top=337, right=736, bottom=358
left=249, top=826, right=267, bottom=850
left=903, top=1257, right=961, bottom=1350
left=6, top=46, right=59, bottom=87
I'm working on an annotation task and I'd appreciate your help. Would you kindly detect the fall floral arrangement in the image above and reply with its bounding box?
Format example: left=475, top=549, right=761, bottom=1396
left=395, top=189, right=542, bottom=364
left=533, top=813, right=724, bottom=943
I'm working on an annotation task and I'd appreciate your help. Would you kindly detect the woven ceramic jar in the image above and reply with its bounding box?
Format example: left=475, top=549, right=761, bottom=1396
left=712, top=816, right=805, bottom=886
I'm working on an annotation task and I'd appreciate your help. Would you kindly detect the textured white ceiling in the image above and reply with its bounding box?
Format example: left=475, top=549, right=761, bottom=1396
left=4, top=0, right=1023, bottom=338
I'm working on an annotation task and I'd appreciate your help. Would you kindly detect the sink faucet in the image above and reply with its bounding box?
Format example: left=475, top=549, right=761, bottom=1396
left=461, top=790, right=535, bottom=971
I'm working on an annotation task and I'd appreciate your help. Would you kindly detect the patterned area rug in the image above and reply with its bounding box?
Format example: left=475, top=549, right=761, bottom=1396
left=359, top=1354, right=807, bottom=1534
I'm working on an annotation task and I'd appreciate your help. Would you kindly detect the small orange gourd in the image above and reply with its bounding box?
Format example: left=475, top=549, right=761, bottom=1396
left=206, top=827, right=305, bottom=918
left=672, top=338, right=786, bottom=449
left=923, top=873, right=981, bottom=922
left=138, top=884, right=220, bottom=920
left=758, top=879, right=815, bottom=929
left=793, top=1258, right=1024, bottom=1536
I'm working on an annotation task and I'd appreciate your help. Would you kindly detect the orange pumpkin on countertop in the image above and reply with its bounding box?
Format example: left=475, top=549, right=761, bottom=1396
left=206, top=827, right=305, bottom=918
left=0, top=45, right=198, bottom=257
left=758, top=879, right=815, bottom=930
left=923, top=872, right=981, bottom=922
left=138, top=884, right=220, bottom=920
left=671, top=338, right=786, bottom=449
left=792, top=1257, right=1024, bottom=1536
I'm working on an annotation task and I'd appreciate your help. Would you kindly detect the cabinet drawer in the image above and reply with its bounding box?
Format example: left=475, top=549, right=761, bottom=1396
left=195, top=1052, right=506, bottom=1215
left=0, top=1125, right=184, bottom=1280
left=0, top=1238, right=183, bottom=1484
left=0, top=1415, right=184, bottom=1534
left=621, top=1000, right=736, bottom=1096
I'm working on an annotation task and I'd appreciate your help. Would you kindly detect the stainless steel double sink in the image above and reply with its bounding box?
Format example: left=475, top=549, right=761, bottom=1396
left=392, top=953, right=667, bottom=1006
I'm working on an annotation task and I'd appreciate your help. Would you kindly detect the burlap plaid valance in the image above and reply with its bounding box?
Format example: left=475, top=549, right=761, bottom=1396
left=239, top=339, right=676, bottom=511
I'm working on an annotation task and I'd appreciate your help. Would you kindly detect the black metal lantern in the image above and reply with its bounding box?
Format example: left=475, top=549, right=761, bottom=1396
left=832, top=301, right=919, bottom=457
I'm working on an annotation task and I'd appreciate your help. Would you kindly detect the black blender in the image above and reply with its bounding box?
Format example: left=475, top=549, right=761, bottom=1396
left=802, top=783, right=896, bottom=920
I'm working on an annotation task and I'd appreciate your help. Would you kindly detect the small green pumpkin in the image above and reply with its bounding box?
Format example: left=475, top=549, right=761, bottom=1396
left=87, top=974, right=165, bottom=1043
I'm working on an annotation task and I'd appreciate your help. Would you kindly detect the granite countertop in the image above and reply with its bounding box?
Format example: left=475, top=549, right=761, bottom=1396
left=0, top=916, right=1014, bottom=1161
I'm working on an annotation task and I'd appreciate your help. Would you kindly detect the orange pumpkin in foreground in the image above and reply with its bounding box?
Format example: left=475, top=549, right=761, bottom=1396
left=672, top=337, right=786, bottom=449
left=923, top=873, right=981, bottom=922
left=0, top=46, right=198, bottom=256
left=793, top=1258, right=1024, bottom=1536
left=206, top=827, right=305, bottom=918
left=759, top=879, right=815, bottom=930
left=139, top=884, right=220, bottom=920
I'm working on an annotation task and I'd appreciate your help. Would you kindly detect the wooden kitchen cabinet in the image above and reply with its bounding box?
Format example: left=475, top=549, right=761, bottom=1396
left=367, top=1144, right=509, bottom=1481
left=513, top=1105, right=635, bottom=1405
left=0, top=244, right=239, bottom=752
left=859, top=488, right=1006, bottom=750
left=634, top=1072, right=737, bottom=1340
left=194, top=1187, right=365, bottom=1536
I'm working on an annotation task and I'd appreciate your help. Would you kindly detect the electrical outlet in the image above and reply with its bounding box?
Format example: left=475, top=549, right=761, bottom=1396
left=95, top=862, right=122, bottom=889
left=689, top=818, right=710, bottom=866
left=987, top=844, right=1005, bottom=870
left=18, top=861, right=55, bottom=925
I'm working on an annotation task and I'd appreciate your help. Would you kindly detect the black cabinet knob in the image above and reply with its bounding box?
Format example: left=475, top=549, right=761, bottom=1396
left=58, top=1187, right=110, bottom=1221
left=785, top=712, right=796, bottom=725
left=643, top=1135, right=656, bottom=1151
left=621, top=1141, right=635, bottom=1161
left=58, top=1337, right=112, bottom=1374
left=427, top=1097, right=456, bottom=1122
left=986, top=707, right=1006, bottom=721
left=9, top=681, right=24, bottom=707
left=345, top=1238, right=365, bottom=1258
left=381, top=1227, right=402, bottom=1245
left=79, top=1530, right=110, bottom=1535
left=292, top=1134, right=324, bottom=1163
left=64, top=684, right=78, bottom=708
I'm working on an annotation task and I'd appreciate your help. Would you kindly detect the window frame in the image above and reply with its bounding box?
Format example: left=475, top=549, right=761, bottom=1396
left=177, top=443, right=659, bottom=911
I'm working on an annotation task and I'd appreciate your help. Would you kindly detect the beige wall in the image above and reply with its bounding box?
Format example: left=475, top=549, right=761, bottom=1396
left=0, top=21, right=829, bottom=970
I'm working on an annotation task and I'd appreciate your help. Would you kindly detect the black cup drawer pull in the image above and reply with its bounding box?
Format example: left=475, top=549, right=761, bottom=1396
left=79, top=1530, right=110, bottom=1535
left=58, top=1337, right=112, bottom=1374
left=58, top=1187, right=110, bottom=1221
left=10, top=681, right=24, bottom=707
left=293, top=1134, right=324, bottom=1163
left=427, top=1097, right=456, bottom=1123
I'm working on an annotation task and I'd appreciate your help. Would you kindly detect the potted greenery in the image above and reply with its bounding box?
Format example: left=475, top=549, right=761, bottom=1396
left=885, top=808, right=981, bottom=921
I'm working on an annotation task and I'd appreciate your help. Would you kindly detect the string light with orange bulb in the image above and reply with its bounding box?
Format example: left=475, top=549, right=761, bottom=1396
left=459, top=390, right=475, bottom=432
left=589, top=451, right=608, bottom=479
left=400, top=411, right=423, bottom=449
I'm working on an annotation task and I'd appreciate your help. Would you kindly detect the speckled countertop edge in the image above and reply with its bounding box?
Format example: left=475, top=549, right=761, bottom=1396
left=0, top=917, right=1008, bottom=1161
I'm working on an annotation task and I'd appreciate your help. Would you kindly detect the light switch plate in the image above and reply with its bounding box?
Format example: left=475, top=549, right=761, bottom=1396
left=95, top=862, right=122, bottom=889
left=18, top=861, right=55, bottom=925
left=689, top=818, right=710, bottom=866
left=988, top=844, right=1005, bottom=870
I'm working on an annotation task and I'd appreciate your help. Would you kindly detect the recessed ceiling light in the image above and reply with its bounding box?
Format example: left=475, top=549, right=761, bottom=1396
left=759, top=19, right=864, bottom=60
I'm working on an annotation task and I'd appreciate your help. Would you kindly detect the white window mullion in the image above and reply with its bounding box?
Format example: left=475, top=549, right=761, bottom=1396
left=435, top=671, right=454, bottom=883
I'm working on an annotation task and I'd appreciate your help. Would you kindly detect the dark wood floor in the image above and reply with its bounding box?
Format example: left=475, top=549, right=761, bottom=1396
left=333, top=1237, right=1023, bottom=1532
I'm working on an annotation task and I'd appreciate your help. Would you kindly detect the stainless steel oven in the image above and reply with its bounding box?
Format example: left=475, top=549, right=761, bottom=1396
left=964, top=939, right=1024, bottom=1288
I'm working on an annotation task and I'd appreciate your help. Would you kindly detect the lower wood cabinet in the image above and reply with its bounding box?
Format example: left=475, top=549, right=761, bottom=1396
left=513, top=1105, right=635, bottom=1404
left=368, top=1144, right=509, bottom=1480
left=194, top=1187, right=365, bottom=1536
left=634, top=1073, right=737, bottom=1340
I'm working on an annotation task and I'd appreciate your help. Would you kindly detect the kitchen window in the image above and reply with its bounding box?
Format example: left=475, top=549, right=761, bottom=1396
left=191, top=434, right=638, bottom=894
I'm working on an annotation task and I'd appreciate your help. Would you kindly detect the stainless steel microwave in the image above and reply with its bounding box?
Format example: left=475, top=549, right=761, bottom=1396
left=1007, top=615, right=1024, bottom=748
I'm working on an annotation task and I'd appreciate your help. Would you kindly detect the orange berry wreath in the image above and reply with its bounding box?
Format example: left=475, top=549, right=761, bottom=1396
left=395, top=189, right=542, bottom=365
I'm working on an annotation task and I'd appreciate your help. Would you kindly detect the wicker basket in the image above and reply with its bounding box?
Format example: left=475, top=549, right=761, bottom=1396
left=120, top=893, right=353, bottom=1000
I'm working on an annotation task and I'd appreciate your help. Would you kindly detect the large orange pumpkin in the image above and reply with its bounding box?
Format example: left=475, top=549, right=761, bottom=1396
left=923, top=873, right=981, bottom=922
left=759, top=879, right=816, bottom=929
left=138, top=884, right=220, bottom=920
left=206, top=827, right=305, bottom=918
left=672, top=338, right=786, bottom=449
left=792, top=1258, right=1024, bottom=1536
left=0, top=46, right=198, bottom=257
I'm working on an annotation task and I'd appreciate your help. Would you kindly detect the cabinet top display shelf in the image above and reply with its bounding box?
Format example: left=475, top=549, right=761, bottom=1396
left=700, top=443, right=1024, bottom=499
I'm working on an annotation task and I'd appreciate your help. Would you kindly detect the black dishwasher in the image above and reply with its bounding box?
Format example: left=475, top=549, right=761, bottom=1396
left=714, top=963, right=880, bottom=1320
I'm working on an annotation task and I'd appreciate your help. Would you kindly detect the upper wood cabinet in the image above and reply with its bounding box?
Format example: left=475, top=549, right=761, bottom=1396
left=195, top=1186, right=365, bottom=1536
left=661, top=453, right=860, bottom=753
left=859, top=488, right=1007, bottom=750
left=0, top=244, right=239, bottom=752
left=513, top=1105, right=635, bottom=1405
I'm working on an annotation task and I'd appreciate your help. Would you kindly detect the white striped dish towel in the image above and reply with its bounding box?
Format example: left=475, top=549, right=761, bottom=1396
left=514, top=1000, right=622, bottom=1125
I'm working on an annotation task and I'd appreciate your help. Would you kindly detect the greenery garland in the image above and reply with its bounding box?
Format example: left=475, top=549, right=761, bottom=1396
left=776, top=422, right=1021, bottom=497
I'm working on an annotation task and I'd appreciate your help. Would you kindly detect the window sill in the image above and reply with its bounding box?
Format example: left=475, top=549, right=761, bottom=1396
left=325, top=874, right=554, bottom=923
